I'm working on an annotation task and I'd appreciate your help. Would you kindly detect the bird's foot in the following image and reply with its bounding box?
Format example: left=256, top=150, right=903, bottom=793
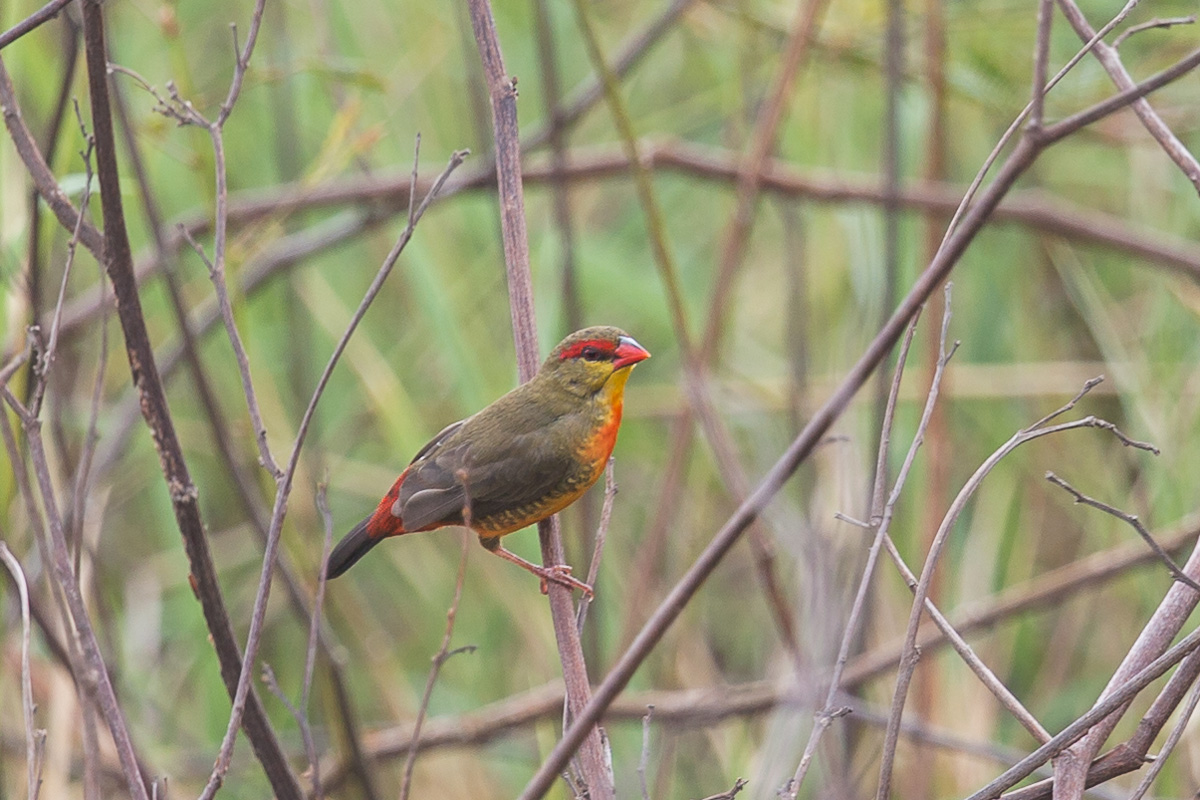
left=537, top=565, right=594, bottom=599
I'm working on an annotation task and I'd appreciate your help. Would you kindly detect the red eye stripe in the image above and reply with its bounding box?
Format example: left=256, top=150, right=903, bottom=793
left=559, top=339, right=616, bottom=360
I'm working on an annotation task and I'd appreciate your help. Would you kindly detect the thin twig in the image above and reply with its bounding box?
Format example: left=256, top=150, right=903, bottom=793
left=1046, top=472, right=1198, bottom=591
left=575, top=458, right=616, bottom=634
left=963, top=621, right=1200, bottom=800
left=28, top=107, right=93, bottom=419
left=0, top=55, right=104, bottom=257
left=308, top=483, right=336, bottom=711
left=79, top=0, right=301, bottom=791
left=1127, top=673, right=1200, bottom=800
left=638, top=705, right=654, bottom=800
left=875, top=380, right=1153, bottom=799
left=2, top=387, right=150, bottom=800
left=787, top=286, right=945, bottom=796
left=1029, top=0, right=1053, bottom=132
left=400, top=532, right=475, bottom=800
left=108, top=62, right=381, bottom=800
left=261, top=665, right=321, bottom=800
left=0, top=541, right=40, bottom=800
left=0, top=0, right=74, bottom=50
left=1057, top=0, right=1200, bottom=194
left=936, top=0, right=1139, bottom=251
left=199, top=147, right=466, bottom=798
left=520, top=43, right=1200, bottom=800
left=697, top=778, right=748, bottom=800
left=179, top=223, right=281, bottom=477
left=157, top=0, right=278, bottom=480
left=261, top=483, right=339, bottom=800
left=879, top=532, right=1053, bottom=741
left=1112, top=14, right=1195, bottom=47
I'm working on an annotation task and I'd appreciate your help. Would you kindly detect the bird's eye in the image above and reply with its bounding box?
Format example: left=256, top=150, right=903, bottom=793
left=581, top=345, right=604, bottom=361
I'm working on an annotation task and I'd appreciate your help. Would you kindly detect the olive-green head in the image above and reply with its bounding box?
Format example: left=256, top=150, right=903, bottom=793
left=536, top=326, right=650, bottom=398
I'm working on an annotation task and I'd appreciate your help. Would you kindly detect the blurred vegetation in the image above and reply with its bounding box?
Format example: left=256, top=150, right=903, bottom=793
left=3, top=0, right=1200, bottom=797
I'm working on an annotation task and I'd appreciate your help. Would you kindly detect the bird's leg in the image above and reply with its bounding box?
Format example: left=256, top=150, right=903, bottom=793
left=479, top=536, right=594, bottom=598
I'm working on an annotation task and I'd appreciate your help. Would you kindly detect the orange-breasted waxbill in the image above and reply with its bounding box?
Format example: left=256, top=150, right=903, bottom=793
left=325, top=326, right=649, bottom=595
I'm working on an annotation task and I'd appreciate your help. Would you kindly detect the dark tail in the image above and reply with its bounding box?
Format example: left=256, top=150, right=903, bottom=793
left=325, top=517, right=382, bottom=579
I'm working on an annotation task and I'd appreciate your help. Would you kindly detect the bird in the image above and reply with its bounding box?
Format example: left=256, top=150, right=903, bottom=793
left=325, top=326, right=650, bottom=596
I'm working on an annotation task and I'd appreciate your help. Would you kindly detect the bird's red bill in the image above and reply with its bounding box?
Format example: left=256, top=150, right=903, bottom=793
left=613, top=336, right=650, bottom=369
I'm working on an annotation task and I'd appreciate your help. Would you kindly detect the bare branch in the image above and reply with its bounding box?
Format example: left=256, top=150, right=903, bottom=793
left=575, top=458, right=616, bottom=635
left=963, top=622, right=1200, bottom=800
left=1112, top=14, right=1195, bottom=47
left=0, top=0, right=74, bottom=50
left=0, top=541, right=40, bottom=800
left=1127, top=674, right=1200, bottom=800
left=401, top=533, right=474, bottom=800
left=464, top=0, right=613, bottom=795
left=786, top=294, right=929, bottom=798
left=199, top=146, right=466, bottom=797
left=1029, top=0, right=1053, bottom=131
left=638, top=706, right=654, bottom=800
left=1057, top=0, right=1200, bottom=193
left=1046, top=472, right=1198, bottom=591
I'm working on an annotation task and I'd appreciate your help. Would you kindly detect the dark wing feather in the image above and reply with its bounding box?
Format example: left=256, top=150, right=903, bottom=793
left=456, top=432, right=580, bottom=524
left=394, top=385, right=590, bottom=531
left=408, top=419, right=466, bottom=465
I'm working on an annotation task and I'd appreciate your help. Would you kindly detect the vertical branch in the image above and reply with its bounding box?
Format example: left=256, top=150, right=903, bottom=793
left=463, top=2, right=614, bottom=798
left=0, top=541, right=40, bottom=800
left=399, top=533, right=474, bottom=800
left=785, top=305, right=926, bottom=798
left=531, top=0, right=581, bottom=331
left=23, top=18, right=78, bottom=406
left=197, top=146, right=465, bottom=798
left=1029, top=0, right=1054, bottom=132
left=76, top=2, right=304, bottom=796
left=2, top=389, right=150, bottom=800
left=1055, top=0, right=1200, bottom=192
left=873, top=0, right=904, bottom=531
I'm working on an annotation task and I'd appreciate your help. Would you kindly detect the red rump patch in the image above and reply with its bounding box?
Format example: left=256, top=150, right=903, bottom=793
left=366, top=468, right=409, bottom=538
left=559, top=338, right=616, bottom=360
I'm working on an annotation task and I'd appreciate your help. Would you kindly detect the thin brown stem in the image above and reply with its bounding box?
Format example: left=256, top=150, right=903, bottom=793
left=964, top=622, right=1200, bottom=800
left=1046, top=472, right=1200, bottom=591
left=3, top=390, right=149, bottom=800
left=464, top=1, right=613, bottom=796
left=1057, top=0, right=1200, bottom=194
left=78, top=0, right=302, bottom=792
left=400, top=533, right=474, bottom=800
left=875, top=382, right=1154, bottom=799
left=1127, top=673, right=1200, bottom=800
left=0, top=541, right=39, bottom=800
left=1029, top=0, right=1053, bottom=132
left=0, top=0, right=74, bottom=49
left=575, top=458, right=616, bottom=635
left=200, top=146, right=465, bottom=797
left=788, top=290, right=942, bottom=798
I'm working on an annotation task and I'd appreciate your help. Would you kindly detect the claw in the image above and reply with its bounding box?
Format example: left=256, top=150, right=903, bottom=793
left=484, top=540, right=594, bottom=598
left=537, top=564, right=594, bottom=599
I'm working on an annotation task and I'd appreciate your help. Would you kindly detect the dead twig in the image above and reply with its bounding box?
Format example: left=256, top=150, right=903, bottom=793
left=638, top=706, right=654, bottom=800
left=0, top=541, right=42, bottom=800
left=400, top=532, right=475, bottom=800
left=0, top=0, right=74, bottom=50
left=1046, top=472, right=1200, bottom=592
left=521, top=42, right=1200, bottom=800
left=200, top=144, right=466, bottom=797
left=464, top=0, right=612, bottom=795
left=875, top=377, right=1156, bottom=798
